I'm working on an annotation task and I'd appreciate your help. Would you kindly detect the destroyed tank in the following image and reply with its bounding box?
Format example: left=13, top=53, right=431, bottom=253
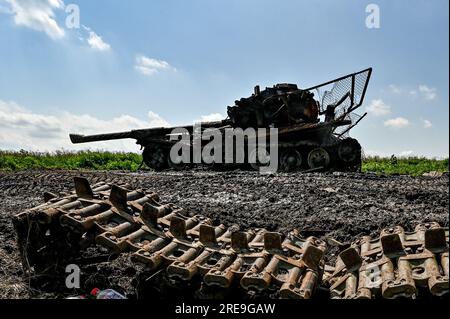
left=70, top=68, right=372, bottom=172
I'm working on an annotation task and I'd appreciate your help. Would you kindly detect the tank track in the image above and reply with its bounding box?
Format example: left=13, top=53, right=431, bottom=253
left=144, top=137, right=362, bottom=173
left=13, top=177, right=448, bottom=299
left=277, top=137, right=362, bottom=172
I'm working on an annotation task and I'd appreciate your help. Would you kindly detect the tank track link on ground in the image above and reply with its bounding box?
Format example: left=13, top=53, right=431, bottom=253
left=326, top=223, right=449, bottom=299
left=13, top=177, right=326, bottom=299
left=12, top=177, right=448, bottom=299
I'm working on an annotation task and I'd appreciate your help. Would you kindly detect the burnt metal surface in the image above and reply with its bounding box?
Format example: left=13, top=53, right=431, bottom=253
left=69, top=69, right=372, bottom=172
left=12, top=176, right=448, bottom=299
left=327, top=223, right=449, bottom=299
left=13, top=177, right=326, bottom=299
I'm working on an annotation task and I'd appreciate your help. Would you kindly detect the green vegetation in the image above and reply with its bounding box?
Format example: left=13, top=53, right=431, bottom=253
left=361, top=156, right=449, bottom=176
left=0, top=151, right=448, bottom=175
left=0, top=150, right=142, bottom=171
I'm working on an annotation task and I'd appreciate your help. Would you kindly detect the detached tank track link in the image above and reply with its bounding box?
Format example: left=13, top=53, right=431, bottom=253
left=13, top=177, right=326, bottom=299
left=326, top=223, right=449, bottom=299
left=13, top=177, right=448, bottom=299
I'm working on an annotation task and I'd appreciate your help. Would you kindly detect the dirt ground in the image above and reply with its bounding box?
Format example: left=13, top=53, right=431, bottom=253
left=0, top=169, right=448, bottom=298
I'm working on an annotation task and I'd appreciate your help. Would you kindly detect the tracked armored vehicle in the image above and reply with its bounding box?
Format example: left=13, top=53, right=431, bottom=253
left=70, top=68, right=372, bottom=172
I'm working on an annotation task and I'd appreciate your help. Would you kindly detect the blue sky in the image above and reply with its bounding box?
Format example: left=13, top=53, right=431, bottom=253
left=0, top=0, right=448, bottom=157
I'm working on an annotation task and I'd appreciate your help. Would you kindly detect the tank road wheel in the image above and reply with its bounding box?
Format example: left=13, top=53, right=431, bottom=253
left=143, top=146, right=169, bottom=171
left=307, top=148, right=330, bottom=170
left=338, top=138, right=361, bottom=164
left=280, top=149, right=302, bottom=172
left=167, top=157, right=189, bottom=170
left=166, top=144, right=189, bottom=170
left=248, top=147, right=271, bottom=171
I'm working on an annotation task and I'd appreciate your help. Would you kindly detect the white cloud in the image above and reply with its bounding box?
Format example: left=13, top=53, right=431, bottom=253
left=366, top=99, right=391, bottom=116
left=399, top=150, right=414, bottom=157
left=388, top=84, right=437, bottom=101
left=384, top=117, right=410, bottom=129
left=147, top=111, right=170, bottom=127
left=423, top=119, right=433, bottom=129
left=4, top=0, right=65, bottom=39
left=197, top=113, right=225, bottom=123
left=3, top=4, right=111, bottom=51
left=389, top=84, right=401, bottom=94
left=87, top=31, right=111, bottom=51
left=418, top=85, right=437, bottom=101
left=363, top=149, right=387, bottom=157
left=135, top=55, right=175, bottom=76
left=365, top=149, right=447, bottom=159
left=79, top=25, right=111, bottom=51
left=0, top=99, right=170, bottom=152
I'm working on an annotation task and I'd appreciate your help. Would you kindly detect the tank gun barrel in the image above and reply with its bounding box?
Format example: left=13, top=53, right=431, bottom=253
left=70, top=131, right=135, bottom=144
left=70, top=120, right=230, bottom=145
left=69, top=127, right=171, bottom=145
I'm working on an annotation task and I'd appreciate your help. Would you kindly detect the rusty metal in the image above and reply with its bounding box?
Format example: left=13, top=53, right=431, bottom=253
left=69, top=68, right=372, bottom=172
left=13, top=176, right=447, bottom=299
left=13, top=177, right=326, bottom=299
left=327, top=223, right=449, bottom=299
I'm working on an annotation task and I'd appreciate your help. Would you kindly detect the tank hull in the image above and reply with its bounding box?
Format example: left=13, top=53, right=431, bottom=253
left=139, top=121, right=362, bottom=172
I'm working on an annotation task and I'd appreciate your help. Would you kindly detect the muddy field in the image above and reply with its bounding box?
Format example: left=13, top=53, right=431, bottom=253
left=0, top=169, right=448, bottom=299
